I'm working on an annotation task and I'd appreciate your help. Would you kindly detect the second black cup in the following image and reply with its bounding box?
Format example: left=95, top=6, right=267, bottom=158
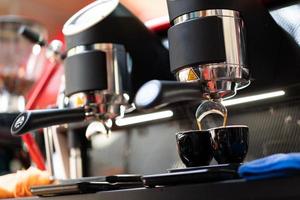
left=210, top=125, right=249, bottom=164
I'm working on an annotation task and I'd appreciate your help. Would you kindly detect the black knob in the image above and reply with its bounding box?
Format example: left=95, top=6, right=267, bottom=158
left=134, top=80, right=203, bottom=110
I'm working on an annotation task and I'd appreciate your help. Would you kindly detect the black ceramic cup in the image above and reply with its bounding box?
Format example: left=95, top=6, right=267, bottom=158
left=176, top=130, right=213, bottom=167
left=209, top=125, right=249, bottom=164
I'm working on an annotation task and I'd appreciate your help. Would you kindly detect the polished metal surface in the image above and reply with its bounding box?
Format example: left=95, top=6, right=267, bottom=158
left=46, top=40, right=64, bottom=62
left=67, top=43, right=117, bottom=57
left=222, top=12, right=247, bottom=69
left=85, top=120, right=110, bottom=139
left=173, top=9, right=249, bottom=99
left=69, top=91, right=127, bottom=120
left=43, top=127, right=55, bottom=178
left=173, top=9, right=239, bottom=25
left=67, top=43, right=129, bottom=121
left=176, top=64, right=250, bottom=99
left=70, top=148, right=82, bottom=179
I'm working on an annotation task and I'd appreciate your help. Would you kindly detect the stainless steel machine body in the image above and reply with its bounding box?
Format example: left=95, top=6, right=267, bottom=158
left=65, top=43, right=129, bottom=122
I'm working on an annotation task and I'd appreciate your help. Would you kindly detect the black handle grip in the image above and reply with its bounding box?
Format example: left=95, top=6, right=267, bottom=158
left=11, top=107, right=86, bottom=136
left=0, top=112, right=20, bottom=133
left=18, top=26, right=46, bottom=46
left=134, top=80, right=203, bottom=110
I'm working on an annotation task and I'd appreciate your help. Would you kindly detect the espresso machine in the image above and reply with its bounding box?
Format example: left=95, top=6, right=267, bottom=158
left=10, top=0, right=173, bottom=178
left=10, top=0, right=300, bottom=173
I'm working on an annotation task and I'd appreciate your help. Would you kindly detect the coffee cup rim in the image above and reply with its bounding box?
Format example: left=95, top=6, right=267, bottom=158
left=175, top=129, right=209, bottom=135
left=176, top=125, right=248, bottom=135
left=208, top=125, right=248, bottom=131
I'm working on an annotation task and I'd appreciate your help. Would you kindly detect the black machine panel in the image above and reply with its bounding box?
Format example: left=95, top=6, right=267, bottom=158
left=228, top=99, right=300, bottom=160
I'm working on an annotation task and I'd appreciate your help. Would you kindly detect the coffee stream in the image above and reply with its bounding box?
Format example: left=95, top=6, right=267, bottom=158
left=195, top=100, right=227, bottom=130
left=197, top=110, right=227, bottom=130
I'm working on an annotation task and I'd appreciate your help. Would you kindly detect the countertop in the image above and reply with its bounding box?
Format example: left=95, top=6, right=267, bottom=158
left=14, top=176, right=300, bottom=200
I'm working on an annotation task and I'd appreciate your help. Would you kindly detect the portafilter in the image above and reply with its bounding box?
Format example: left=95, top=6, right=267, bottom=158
left=135, top=0, right=251, bottom=110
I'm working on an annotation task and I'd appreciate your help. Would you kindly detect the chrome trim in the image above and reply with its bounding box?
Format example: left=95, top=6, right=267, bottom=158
left=70, top=148, right=82, bottom=179
left=46, top=40, right=64, bottom=62
left=67, top=43, right=119, bottom=57
left=68, top=91, right=128, bottom=120
left=173, top=9, right=240, bottom=25
left=176, top=64, right=250, bottom=99
left=176, top=64, right=249, bottom=83
left=85, top=120, right=109, bottom=139
left=222, top=13, right=246, bottom=67
left=43, top=127, right=55, bottom=178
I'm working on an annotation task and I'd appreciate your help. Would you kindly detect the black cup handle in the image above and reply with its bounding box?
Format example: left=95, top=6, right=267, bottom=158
left=11, top=107, right=86, bottom=136
left=134, top=80, right=203, bottom=110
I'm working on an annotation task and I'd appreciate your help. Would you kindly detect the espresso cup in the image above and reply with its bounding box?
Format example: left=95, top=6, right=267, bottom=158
left=176, top=130, right=213, bottom=167
left=210, top=125, right=249, bottom=164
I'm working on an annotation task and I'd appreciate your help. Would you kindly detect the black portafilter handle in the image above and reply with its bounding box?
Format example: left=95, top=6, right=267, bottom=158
left=11, top=107, right=86, bottom=136
left=0, top=112, right=21, bottom=133
left=134, top=80, right=203, bottom=110
left=18, top=25, right=46, bottom=46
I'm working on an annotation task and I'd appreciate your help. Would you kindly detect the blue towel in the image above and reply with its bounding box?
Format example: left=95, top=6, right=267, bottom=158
left=238, top=153, right=300, bottom=180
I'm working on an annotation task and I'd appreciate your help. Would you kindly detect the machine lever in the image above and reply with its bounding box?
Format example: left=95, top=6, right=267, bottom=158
left=134, top=80, right=203, bottom=110
left=11, top=107, right=86, bottom=136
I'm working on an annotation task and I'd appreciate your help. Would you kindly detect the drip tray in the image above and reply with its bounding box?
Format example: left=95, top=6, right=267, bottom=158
left=168, top=163, right=241, bottom=173
left=142, top=164, right=241, bottom=188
